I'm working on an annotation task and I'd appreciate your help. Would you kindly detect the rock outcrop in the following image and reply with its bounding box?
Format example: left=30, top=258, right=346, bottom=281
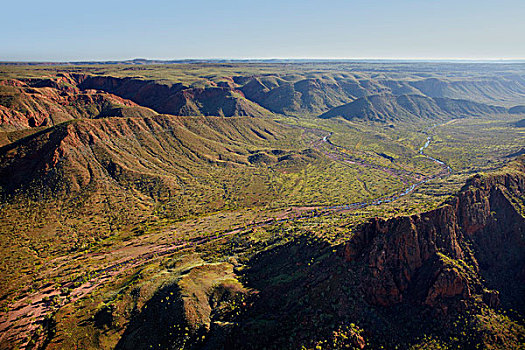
left=342, top=157, right=525, bottom=311
left=0, top=75, right=153, bottom=130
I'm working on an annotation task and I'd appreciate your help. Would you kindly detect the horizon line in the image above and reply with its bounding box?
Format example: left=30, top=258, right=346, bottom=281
left=1, top=57, right=525, bottom=64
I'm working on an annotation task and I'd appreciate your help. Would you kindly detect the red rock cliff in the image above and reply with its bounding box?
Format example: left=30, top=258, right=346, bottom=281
left=342, top=158, right=525, bottom=310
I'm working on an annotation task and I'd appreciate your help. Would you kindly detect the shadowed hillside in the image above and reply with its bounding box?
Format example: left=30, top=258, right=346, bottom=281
left=319, top=94, right=507, bottom=122
left=76, top=75, right=272, bottom=118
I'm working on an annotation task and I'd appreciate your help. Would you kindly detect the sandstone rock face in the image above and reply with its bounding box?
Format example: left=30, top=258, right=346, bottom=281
left=75, top=75, right=270, bottom=118
left=0, top=75, right=143, bottom=130
left=423, top=262, right=471, bottom=307
left=343, top=159, right=525, bottom=310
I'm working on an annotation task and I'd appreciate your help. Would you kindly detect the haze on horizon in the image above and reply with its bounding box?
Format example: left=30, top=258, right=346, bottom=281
left=1, top=0, right=524, bottom=62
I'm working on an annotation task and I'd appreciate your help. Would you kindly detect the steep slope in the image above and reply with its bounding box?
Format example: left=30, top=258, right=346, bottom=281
left=75, top=75, right=272, bottom=118
left=515, top=119, right=525, bottom=127
left=238, top=73, right=525, bottom=116
left=319, top=94, right=507, bottom=122
left=409, top=76, right=525, bottom=106
left=3, top=70, right=523, bottom=124
left=0, top=76, right=155, bottom=131
left=0, top=113, right=334, bottom=237
left=339, top=157, right=525, bottom=341
left=509, top=105, right=525, bottom=114
left=239, top=76, right=369, bottom=115
left=434, top=97, right=508, bottom=117
left=0, top=115, right=293, bottom=201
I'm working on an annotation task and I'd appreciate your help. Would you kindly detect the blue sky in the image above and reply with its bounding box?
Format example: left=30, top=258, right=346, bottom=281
left=1, top=0, right=524, bottom=61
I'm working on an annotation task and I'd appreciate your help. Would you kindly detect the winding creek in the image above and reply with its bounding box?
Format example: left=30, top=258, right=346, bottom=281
left=419, top=135, right=449, bottom=168
left=313, top=126, right=452, bottom=212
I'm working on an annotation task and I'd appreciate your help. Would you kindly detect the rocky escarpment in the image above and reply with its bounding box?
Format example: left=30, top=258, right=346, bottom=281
left=0, top=75, right=154, bottom=131
left=75, top=75, right=271, bottom=118
left=343, top=157, right=525, bottom=312
left=2, top=71, right=521, bottom=127
left=0, top=114, right=289, bottom=199
left=238, top=73, right=525, bottom=116
left=0, top=74, right=271, bottom=133
left=209, top=162, right=525, bottom=349
left=239, top=76, right=364, bottom=115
